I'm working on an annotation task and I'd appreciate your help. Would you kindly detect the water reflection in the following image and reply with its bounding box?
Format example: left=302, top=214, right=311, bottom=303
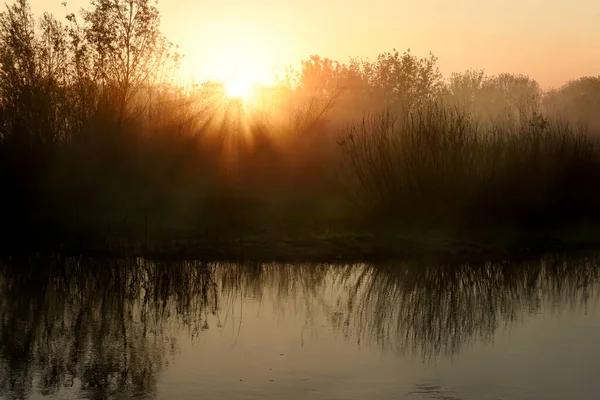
left=0, top=254, right=598, bottom=399
left=328, top=258, right=599, bottom=358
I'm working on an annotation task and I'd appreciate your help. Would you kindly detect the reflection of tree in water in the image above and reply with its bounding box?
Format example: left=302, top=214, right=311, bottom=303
left=0, top=257, right=220, bottom=400
left=326, top=256, right=600, bottom=360
left=0, top=255, right=599, bottom=398
left=0, top=258, right=329, bottom=399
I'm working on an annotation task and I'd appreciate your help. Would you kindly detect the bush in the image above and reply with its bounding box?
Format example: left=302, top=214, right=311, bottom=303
left=337, top=101, right=600, bottom=234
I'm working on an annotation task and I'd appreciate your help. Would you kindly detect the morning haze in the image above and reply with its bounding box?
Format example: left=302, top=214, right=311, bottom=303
left=3, top=0, right=600, bottom=399
left=33, top=0, right=600, bottom=87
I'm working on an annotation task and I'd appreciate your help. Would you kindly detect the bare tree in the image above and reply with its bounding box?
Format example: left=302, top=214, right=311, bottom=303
left=81, top=0, right=176, bottom=127
left=0, top=0, right=40, bottom=144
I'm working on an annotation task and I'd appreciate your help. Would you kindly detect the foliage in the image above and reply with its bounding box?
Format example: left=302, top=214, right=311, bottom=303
left=543, top=76, right=600, bottom=131
left=444, top=70, right=541, bottom=122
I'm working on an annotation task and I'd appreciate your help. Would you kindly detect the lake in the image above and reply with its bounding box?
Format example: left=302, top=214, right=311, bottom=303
left=1, top=254, right=599, bottom=399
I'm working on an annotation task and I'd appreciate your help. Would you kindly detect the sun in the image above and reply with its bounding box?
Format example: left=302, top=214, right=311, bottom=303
left=225, top=78, right=252, bottom=100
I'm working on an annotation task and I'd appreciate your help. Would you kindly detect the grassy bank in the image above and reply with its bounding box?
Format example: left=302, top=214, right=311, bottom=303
left=10, top=225, right=600, bottom=262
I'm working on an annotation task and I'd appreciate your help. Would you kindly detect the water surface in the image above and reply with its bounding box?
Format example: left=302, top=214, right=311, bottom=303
left=1, top=255, right=599, bottom=399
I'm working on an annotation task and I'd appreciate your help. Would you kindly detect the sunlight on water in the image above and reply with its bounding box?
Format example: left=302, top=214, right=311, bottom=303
left=1, top=256, right=600, bottom=399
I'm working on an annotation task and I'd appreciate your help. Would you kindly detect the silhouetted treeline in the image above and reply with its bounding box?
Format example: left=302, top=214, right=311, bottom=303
left=1, top=0, right=600, bottom=254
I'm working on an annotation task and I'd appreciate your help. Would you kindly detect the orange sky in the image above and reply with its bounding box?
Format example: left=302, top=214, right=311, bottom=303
left=32, top=0, right=600, bottom=88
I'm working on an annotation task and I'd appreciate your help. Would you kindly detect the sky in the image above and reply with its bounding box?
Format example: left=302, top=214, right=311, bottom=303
left=30, top=0, right=600, bottom=89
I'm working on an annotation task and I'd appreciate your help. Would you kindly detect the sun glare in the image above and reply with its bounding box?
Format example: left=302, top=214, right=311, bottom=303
left=184, top=35, right=278, bottom=104
left=225, top=79, right=252, bottom=100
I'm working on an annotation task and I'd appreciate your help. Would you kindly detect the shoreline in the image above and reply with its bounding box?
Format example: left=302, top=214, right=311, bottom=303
left=3, top=230, right=599, bottom=262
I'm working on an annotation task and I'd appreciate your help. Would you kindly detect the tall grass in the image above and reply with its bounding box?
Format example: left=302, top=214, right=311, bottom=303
left=337, top=102, right=600, bottom=236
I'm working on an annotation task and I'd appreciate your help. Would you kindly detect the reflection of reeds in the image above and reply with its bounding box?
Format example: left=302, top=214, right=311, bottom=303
left=0, top=257, right=220, bottom=399
left=328, top=256, right=600, bottom=360
left=0, top=255, right=599, bottom=397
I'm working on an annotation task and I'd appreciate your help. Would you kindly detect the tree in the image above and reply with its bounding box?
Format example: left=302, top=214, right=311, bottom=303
left=0, top=0, right=40, bottom=145
left=365, top=49, right=443, bottom=110
left=444, top=68, right=485, bottom=109
left=443, top=70, right=541, bottom=122
left=288, top=50, right=445, bottom=128
left=284, top=56, right=349, bottom=133
left=81, top=0, right=177, bottom=126
left=543, top=76, right=600, bottom=131
left=478, top=73, right=540, bottom=117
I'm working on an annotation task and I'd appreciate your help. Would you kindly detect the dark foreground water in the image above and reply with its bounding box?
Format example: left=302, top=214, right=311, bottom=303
left=1, top=255, right=600, bottom=400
